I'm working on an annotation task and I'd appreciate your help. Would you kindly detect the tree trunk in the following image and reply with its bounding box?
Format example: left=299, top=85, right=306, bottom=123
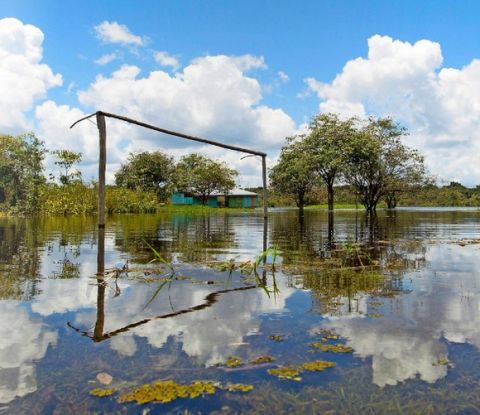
left=386, top=195, right=397, bottom=209
left=297, top=191, right=305, bottom=216
left=327, top=182, right=334, bottom=211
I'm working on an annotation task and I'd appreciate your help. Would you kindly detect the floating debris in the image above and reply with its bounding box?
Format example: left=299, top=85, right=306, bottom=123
left=300, top=360, right=336, bottom=372
left=311, top=343, right=354, bottom=353
left=90, top=388, right=116, bottom=397
left=118, top=380, right=216, bottom=405
left=96, top=372, right=113, bottom=385
left=368, top=301, right=384, bottom=307
left=269, top=335, right=284, bottom=342
left=268, top=367, right=302, bottom=381
left=366, top=313, right=384, bottom=318
left=225, top=383, right=254, bottom=393
left=250, top=355, right=275, bottom=365
left=225, top=357, right=243, bottom=368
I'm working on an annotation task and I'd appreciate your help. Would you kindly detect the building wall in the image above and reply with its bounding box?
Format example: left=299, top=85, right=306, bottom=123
left=173, top=192, right=257, bottom=208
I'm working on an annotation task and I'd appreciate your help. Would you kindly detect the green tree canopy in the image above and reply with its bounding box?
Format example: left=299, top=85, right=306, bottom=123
left=303, top=113, right=357, bottom=211
left=175, top=153, right=238, bottom=205
left=52, top=149, right=82, bottom=185
left=0, top=133, right=46, bottom=214
left=269, top=138, right=317, bottom=213
left=115, top=151, right=175, bottom=201
left=344, top=117, right=429, bottom=212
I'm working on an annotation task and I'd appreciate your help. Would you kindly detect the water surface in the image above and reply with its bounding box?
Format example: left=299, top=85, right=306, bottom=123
left=1, top=209, right=480, bottom=414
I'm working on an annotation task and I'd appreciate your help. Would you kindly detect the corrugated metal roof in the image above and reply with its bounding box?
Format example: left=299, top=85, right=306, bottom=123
left=211, top=188, right=258, bottom=196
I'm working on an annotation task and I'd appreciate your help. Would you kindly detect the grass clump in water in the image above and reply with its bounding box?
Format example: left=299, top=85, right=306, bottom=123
left=90, top=388, right=116, bottom=397
left=118, top=380, right=216, bottom=405
left=311, top=343, right=354, bottom=353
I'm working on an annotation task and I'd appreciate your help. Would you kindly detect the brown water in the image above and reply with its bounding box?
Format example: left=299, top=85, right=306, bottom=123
left=1, top=208, right=480, bottom=414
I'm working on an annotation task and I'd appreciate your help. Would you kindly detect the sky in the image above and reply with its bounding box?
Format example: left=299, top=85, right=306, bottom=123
left=0, top=0, right=480, bottom=186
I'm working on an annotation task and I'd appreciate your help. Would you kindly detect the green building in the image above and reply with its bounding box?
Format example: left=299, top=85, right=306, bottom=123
left=171, top=189, right=259, bottom=208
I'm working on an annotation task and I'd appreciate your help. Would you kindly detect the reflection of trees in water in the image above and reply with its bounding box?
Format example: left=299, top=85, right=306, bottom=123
left=0, top=219, right=41, bottom=299
left=113, top=212, right=237, bottom=264
left=303, top=269, right=407, bottom=315
left=269, top=209, right=432, bottom=315
left=0, top=216, right=96, bottom=299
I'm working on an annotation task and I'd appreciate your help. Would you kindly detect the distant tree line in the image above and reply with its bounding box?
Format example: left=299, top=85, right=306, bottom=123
left=0, top=132, right=238, bottom=215
left=2, top=113, right=479, bottom=216
left=269, top=113, right=430, bottom=213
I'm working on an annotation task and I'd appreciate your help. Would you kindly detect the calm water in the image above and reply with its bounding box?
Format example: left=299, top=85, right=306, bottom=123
left=2, top=208, right=480, bottom=414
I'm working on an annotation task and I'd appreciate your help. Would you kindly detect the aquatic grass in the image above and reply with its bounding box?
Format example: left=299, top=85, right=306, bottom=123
left=141, top=239, right=176, bottom=309
left=143, top=239, right=174, bottom=273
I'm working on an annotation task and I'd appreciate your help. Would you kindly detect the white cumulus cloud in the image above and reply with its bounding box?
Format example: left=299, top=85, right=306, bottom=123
left=95, top=52, right=117, bottom=65
left=94, top=21, right=144, bottom=46
left=154, top=51, right=180, bottom=71
left=307, top=34, right=480, bottom=185
left=0, top=17, right=62, bottom=132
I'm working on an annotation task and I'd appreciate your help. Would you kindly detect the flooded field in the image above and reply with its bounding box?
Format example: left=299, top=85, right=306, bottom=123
left=2, top=208, right=480, bottom=414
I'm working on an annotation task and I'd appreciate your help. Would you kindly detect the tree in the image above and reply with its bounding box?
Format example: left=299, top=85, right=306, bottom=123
left=344, top=117, right=428, bottom=212
left=175, top=154, right=238, bottom=205
left=303, top=113, right=356, bottom=211
left=0, top=133, right=46, bottom=214
left=115, top=151, right=175, bottom=201
left=269, top=138, right=317, bottom=214
left=52, top=149, right=82, bottom=185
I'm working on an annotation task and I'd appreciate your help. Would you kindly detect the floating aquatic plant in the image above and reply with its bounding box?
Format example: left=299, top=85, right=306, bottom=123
left=300, top=360, right=336, bottom=372
left=225, top=356, right=243, bottom=368
left=433, top=357, right=454, bottom=367
left=317, top=329, right=340, bottom=341
left=268, top=367, right=302, bottom=381
left=90, top=388, right=116, bottom=397
left=269, top=334, right=284, bottom=342
left=118, top=380, right=216, bottom=405
left=311, top=343, right=354, bottom=353
left=250, top=355, right=275, bottom=365
left=225, top=383, right=254, bottom=392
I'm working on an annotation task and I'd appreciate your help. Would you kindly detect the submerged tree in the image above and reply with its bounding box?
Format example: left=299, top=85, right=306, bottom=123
left=115, top=151, right=175, bottom=201
left=269, top=138, right=317, bottom=214
left=52, top=149, right=82, bottom=185
left=175, top=154, right=238, bottom=205
left=304, top=113, right=356, bottom=211
left=344, top=117, right=428, bottom=212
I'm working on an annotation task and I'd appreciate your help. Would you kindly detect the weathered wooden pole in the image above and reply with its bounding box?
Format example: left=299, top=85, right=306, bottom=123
left=96, top=112, right=107, bottom=228
left=93, top=226, right=105, bottom=341
left=262, top=155, right=268, bottom=219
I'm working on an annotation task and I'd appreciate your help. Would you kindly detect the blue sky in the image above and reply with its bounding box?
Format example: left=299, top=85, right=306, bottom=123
left=1, top=1, right=480, bottom=185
